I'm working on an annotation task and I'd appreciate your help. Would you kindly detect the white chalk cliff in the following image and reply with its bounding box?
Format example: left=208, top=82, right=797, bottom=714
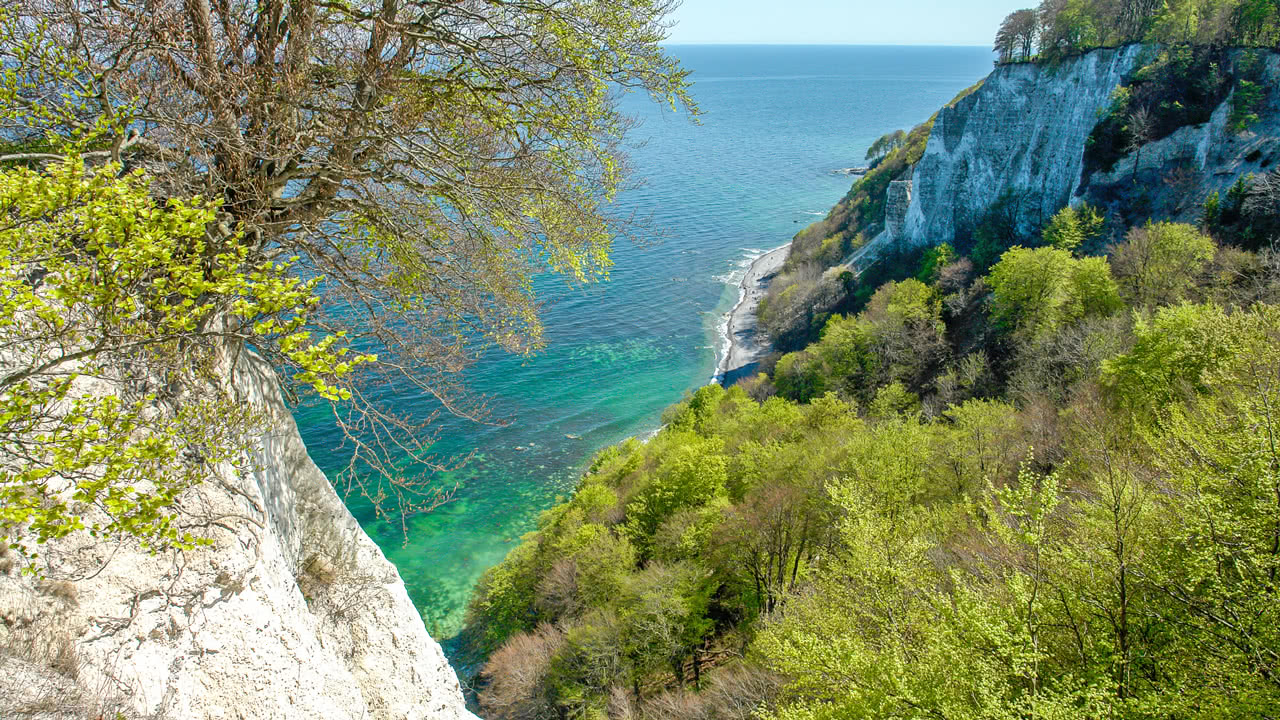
left=903, top=45, right=1147, bottom=245
left=0, top=353, right=478, bottom=720
left=894, top=46, right=1280, bottom=249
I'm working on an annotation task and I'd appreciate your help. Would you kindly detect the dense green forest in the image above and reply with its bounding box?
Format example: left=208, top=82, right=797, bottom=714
left=469, top=178, right=1280, bottom=718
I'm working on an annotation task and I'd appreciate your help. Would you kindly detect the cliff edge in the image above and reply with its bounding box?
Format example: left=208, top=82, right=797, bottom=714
left=0, top=352, right=477, bottom=720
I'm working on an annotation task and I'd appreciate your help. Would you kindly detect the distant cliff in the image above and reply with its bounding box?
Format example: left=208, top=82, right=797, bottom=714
left=902, top=45, right=1146, bottom=245
left=0, top=352, right=477, bottom=720
left=902, top=45, right=1280, bottom=248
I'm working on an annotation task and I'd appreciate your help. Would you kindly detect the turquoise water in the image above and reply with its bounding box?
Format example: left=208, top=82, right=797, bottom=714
left=291, top=45, right=993, bottom=645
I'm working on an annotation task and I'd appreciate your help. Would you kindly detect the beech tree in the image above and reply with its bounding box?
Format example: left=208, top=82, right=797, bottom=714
left=1110, top=221, right=1215, bottom=307
left=864, top=130, right=906, bottom=164
left=1041, top=204, right=1105, bottom=253
left=0, top=0, right=694, bottom=519
left=987, top=246, right=1122, bottom=339
left=0, top=157, right=365, bottom=560
left=995, top=8, right=1039, bottom=62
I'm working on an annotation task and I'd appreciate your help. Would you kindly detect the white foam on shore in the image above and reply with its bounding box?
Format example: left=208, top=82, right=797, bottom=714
left=709, top=243, right=790, bottom=385
left=710, top=248, right=768, bottom=284
left=710, top=251, right=769, bottom=380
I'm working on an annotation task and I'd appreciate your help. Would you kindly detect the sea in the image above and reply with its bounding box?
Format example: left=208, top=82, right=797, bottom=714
left=290, top=44, right=994, bottom=653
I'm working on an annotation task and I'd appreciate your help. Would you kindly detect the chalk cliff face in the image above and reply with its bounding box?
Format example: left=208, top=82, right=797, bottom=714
left=902, top=45, right=1148, bottom=246
left=0, top=353, right=478, bottom=720
left=897, top=46, right=1280, bottom=250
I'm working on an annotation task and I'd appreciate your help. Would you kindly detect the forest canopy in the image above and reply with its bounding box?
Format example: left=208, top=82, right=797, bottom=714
left=996, top=0, right=1280, bottom=62
left=469, top=184, right=1280, bottom=718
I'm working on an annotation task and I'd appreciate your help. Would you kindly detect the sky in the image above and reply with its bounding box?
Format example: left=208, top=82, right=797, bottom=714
left=664, top=0, right=1031, bottom=46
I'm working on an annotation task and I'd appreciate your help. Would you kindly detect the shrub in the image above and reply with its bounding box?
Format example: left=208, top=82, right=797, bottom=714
left=479, top=624, right=566, bottom=720
left=1110, top=221, right=1216, bottom=306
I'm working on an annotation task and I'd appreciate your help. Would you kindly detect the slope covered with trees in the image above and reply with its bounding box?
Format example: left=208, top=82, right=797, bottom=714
left=463, top=14, right=1280, bottom=718
left=469, top=173, right=1280, bottom=718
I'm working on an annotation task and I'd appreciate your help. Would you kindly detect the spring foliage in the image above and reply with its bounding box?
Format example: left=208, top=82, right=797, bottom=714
left=470, top=212, right=1280, bottom=719
left=0, top=0, right=694, bottom=520
left=0, top=157, right=368, bottom=561
left=999, top=0, right=1280, bottom=62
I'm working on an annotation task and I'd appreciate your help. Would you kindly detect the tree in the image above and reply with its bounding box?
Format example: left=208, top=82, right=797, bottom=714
left=625, top=435, right=727, bottom=549
left=479, top=624, right=565, bottom=720
left=1125, top=105, right=1156, bottom=183
left=1117, top=0, right=1165, bottom=39
left=1241, top=169, right=1280, bottom=245
left=939, top=399, right=1025, bottom=497
left=1037, top=0, right=1100, bottom=57
left=1232, top=0, right=1280, bottom=45
left=1110, top=222, right=1216, bottom=307
left=716, top=481, right=823, bottom=615
left=1137, top=304, right=1280, bottom=704
left=0, top=156, right=363, bottom=561
left=987, top=246, right=1121, bottom=339
left=865, top=130, right=907, bottom=164
left=0, top=0, right=695, bottom=519
left=995, top=8, right=1040, bottom=62
left=1041, top=204, right=1105, bottom=253
left=862, top=279, right=948, bottom=392
left=1100, top=302, right=1234, bottom=412
left=618, top=562, right=713, bottom=688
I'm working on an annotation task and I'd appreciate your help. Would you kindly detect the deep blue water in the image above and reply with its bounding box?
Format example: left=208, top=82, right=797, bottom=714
left=291, top=45, right=993, bottom=644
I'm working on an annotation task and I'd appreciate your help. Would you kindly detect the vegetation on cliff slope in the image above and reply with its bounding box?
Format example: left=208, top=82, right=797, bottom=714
left=0, top=155, right=375, bottom=560
left=1084, top=45, right=1270, bottom=180
left=470, top=155, right=1280, bottom=719
left=998, top=0, right=1279, bottom=64
left=767, top=33, right=1275, bottom=355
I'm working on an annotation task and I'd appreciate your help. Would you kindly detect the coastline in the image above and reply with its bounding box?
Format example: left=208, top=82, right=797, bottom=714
left=713, top=243, right=790, bottom=386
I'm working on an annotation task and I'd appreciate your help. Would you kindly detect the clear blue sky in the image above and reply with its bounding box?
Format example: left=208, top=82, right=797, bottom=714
left=665, top=0, right=1030, bottom=46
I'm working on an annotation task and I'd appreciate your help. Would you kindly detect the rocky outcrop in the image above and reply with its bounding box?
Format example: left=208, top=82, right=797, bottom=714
left=885, top=180, right=913, bottom=242
left=0, top=353, right=478, bottom=720
left=1084, top=52, right=1280, bottom=224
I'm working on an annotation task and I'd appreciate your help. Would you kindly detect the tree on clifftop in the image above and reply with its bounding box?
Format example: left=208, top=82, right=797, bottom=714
left=995, top=8, right=1040, bottom=62
left=865, top=130, right=907, bottom=165
left=0, top=0, right=695, bottom=522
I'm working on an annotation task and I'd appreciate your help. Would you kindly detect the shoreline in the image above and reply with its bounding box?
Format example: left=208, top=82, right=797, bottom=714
left=712, top=242, right=790, bottom=386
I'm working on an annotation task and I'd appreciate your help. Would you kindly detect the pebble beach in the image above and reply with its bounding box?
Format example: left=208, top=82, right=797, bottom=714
left=715, top=243, right=790, bottom=385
